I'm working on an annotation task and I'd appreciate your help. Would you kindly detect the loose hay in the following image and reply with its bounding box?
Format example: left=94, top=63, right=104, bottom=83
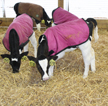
left=0, top=28, right=108, bottom=106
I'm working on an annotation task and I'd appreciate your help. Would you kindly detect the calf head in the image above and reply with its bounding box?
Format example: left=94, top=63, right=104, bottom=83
left=1, top=52, right=28, bottom=73
left=28, top=55, right=57, bottom=81
left=28, top=34, right=58, bottom=81
left=43, top=8, right=52, bottom=27
left=1, top=29, right=28, bottom=73
left=45, top=19, right=52, bottom=27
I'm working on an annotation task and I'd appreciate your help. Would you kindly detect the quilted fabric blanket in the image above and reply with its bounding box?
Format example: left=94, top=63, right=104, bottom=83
left=18, top=2, right=43, bottom=21
left=52, top=7, right=79, bottom=25
left=3, top=13, right=33, bottom=51
left=44, top=18, right=89, bottom=56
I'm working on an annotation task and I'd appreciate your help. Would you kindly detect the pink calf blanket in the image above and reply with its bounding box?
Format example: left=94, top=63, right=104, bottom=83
left=3, top=13, right=33, bottom=51
left=52, top=7, right=79, bottom=25
left=44, top=18, right=90, bottom=56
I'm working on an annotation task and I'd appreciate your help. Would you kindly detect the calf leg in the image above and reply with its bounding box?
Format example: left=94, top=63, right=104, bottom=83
left=47, top=51, right=66, bottom=78
left=35, top=19, right=41, bottom=31
left=48, top=48, right=76, bottom=79
left=90, top=47, right=96, bottom=72
left=56, top=51, right=65, bottom=60
left=36, top=23, right=41, bottom=32
left=29, top=31, right=37, bottom=57
left=52, top=23, right=56, bottom=27
left=79, top=40, right=92, bottom=78
left=48, top=66, right=54, bottom=77
left=24, top=44, right=28, bottom=52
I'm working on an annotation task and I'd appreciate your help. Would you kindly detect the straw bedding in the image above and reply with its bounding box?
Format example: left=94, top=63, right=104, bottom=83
left=0, top=28, right=108, bottom=106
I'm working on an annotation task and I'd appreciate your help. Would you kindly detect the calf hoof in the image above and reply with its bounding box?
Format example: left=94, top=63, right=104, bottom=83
left=92, top=69, right=96, bottom=73
left=83, top=75, right=88, bottom=79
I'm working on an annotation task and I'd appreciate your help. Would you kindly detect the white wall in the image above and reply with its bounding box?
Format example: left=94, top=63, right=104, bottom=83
left=69, top=0, right=108, bottom=19
left=1, top=0, right=108, bottom=19
left=0, top=0, right=58, bottom=18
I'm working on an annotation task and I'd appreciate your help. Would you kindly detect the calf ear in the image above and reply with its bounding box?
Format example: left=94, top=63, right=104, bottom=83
left=19, top=51, right=28, bottom=59
left=1, top=54, right=11, bottom=59
left=48, top=50, right=54, bottom=56
left=48, top=55, right=58, bottom=61
left=48, top=55, right=58, bottom=66
left=27, top=56, right=37, bottom=63
left=52, top=55, right=58, bottom=60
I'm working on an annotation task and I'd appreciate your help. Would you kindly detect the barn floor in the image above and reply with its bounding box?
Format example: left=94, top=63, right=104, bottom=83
left=0, top=28, right=108, bottom=106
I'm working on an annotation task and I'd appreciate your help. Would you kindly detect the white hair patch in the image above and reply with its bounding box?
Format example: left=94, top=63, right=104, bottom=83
left=39, top=59, right=50, bottom=80
left=11, top=58, right=18, bottom=62
left=47, top=20, right=51, bottom=24
left=39, top=59, right=48, bottom=73
left=40, top=36, right=45, bottom=43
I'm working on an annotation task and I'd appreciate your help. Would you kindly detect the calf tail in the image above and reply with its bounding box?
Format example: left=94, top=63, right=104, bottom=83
left=86, top=18, right=97, bottom=27
left=86, top=18, right=99, bottom=42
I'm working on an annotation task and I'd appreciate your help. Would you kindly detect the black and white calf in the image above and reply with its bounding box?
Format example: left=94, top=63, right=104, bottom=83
left=1, top=14, right=37, bottom=73
left=28, top=18, right=99, bottom=81
left=14, top=2, right=52, bottom=31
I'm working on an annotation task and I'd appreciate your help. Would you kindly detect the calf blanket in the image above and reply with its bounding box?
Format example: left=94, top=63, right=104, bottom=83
left=52, top=7, right=79, bottom=25
left=3, top=13, right=33, bottom=51
left=44, top=18, right=90, bottom=56
left=15, top=2, right=43, bottom=22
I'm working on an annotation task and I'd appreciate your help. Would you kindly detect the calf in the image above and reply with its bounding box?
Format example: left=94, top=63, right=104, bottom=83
left=14, top=2, right=52, bottom=31
left=1, top=13, right=37, bottom=73
left=52, top=7, right=79, bottom=26
left=28, top=18, right=99, bottom=81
